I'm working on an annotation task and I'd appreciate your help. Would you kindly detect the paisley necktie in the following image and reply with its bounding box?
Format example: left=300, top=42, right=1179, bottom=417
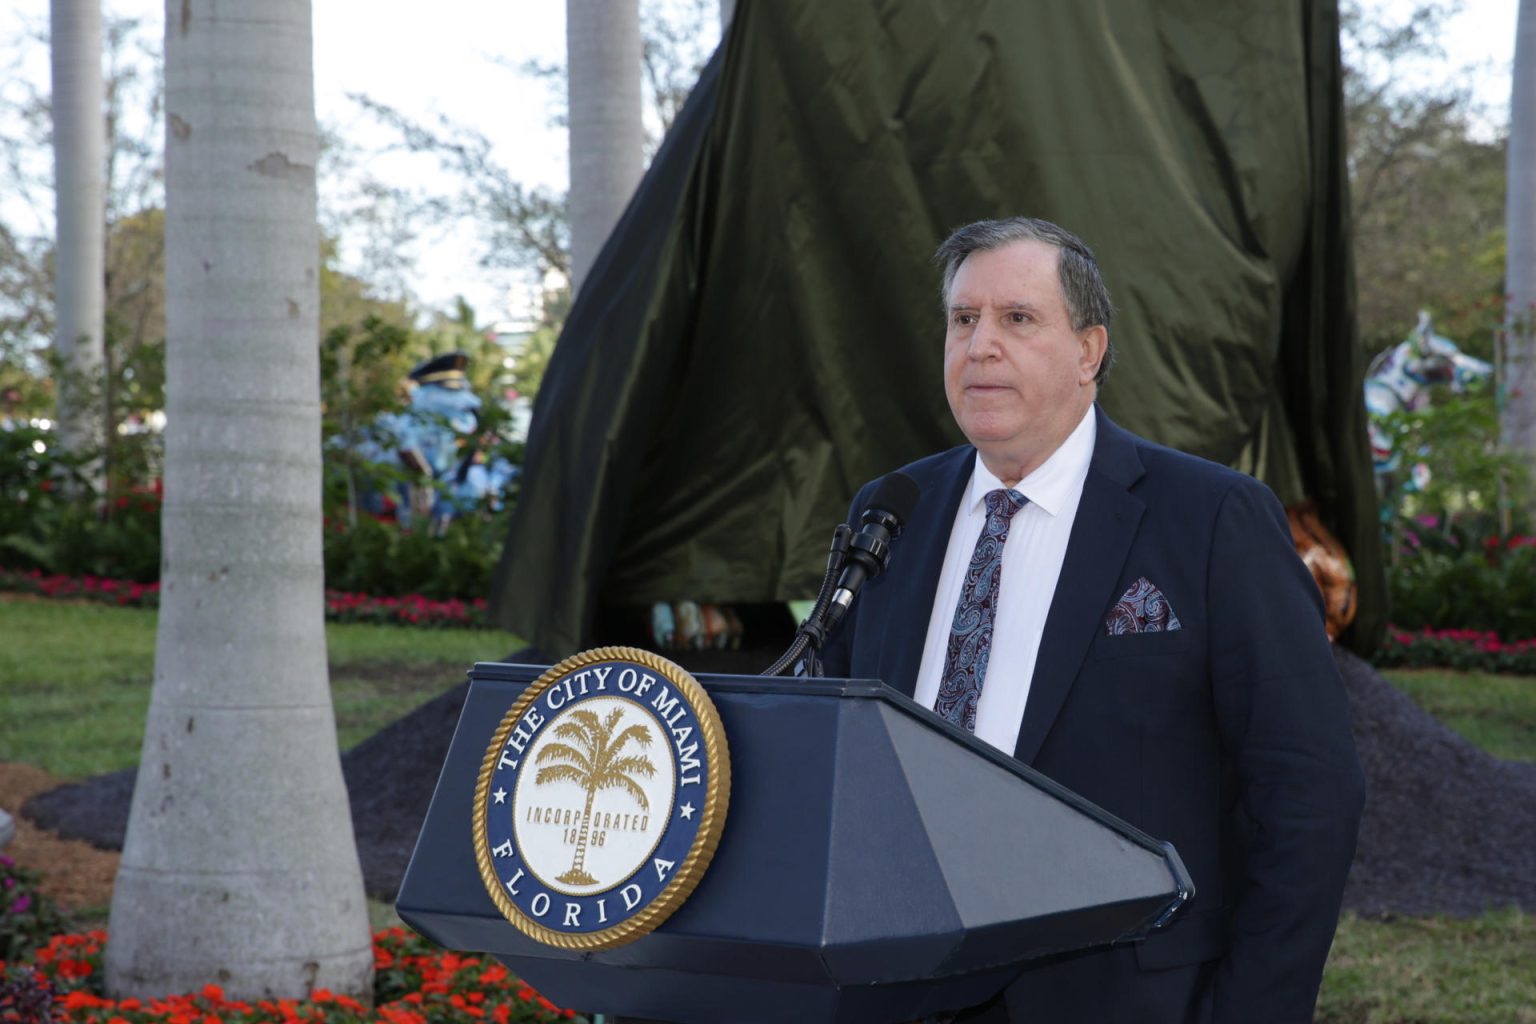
left=933, top=488, right=1026, bottom=732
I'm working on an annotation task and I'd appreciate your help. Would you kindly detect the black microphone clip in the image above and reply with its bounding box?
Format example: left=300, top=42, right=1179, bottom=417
left=824, top=474, right=920, bottom=632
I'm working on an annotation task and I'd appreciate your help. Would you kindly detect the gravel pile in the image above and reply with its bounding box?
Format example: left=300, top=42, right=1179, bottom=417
left=25, top=646, right=1536, bottom=912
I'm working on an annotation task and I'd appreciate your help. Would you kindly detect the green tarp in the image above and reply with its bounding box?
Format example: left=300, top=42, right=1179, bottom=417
left=490, top=0, right=1384, bottom=658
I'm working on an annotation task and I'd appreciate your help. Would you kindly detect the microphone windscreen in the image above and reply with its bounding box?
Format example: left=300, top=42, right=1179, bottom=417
left=866, top=471, right=921, bottom=525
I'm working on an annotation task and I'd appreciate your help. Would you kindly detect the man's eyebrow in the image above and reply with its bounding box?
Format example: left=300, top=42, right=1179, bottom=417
left=947, top=301, right=1044, bottom=314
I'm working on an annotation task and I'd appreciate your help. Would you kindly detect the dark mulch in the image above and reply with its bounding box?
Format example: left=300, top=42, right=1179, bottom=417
left=24, top=646, right=1536, bottom=914
left=1334, top=646, right=1536, bottom=916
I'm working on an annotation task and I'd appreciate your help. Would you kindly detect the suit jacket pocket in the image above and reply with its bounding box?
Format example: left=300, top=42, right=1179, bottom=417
left=1090, top=627, right=1192, bottom=660
left=1133, top=911, right=1228, bottom=970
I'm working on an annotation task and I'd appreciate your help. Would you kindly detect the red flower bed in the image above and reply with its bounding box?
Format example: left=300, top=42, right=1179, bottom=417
left=1, top=928, right=582, bottom=1023
left=0, top=567, right=489, bottom=630
left=0, top=568, right=160, bottom=607
left=324, top=591, right=488, bottom=630
left=1377, top=625, right=1536, bottom=675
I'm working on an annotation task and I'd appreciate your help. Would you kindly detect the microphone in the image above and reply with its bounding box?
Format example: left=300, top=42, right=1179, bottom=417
left=760, top=471, right=920, bottom=677
left=824, top=472, right=921, bottom=631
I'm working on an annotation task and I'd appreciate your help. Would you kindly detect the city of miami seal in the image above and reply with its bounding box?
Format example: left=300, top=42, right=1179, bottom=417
left=473, top=647, right=730, bottom=949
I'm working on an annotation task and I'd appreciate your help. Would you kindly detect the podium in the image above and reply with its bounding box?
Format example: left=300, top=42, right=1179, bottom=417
left=397, top=662, right=1192, bottom=1024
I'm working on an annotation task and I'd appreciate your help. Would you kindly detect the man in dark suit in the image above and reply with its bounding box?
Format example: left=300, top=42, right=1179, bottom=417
left=819, top=217, right=1364, bottom=1023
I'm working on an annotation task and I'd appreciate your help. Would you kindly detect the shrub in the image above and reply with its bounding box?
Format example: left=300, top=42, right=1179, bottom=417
left=0, top=855, right=70, bottom=966
left=0, top=479, right=506, bottom=603
left=1378, top=390, right=1526, bottom=530
left=322, top=511, right=508, bottom=600
left=1376, top=627, right=1536, bottom=675
left=1388, top=536, right=1536, bottom=640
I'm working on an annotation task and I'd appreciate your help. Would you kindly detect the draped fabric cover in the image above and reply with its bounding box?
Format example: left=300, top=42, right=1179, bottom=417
left=491, top=0, right=1384, bottom=658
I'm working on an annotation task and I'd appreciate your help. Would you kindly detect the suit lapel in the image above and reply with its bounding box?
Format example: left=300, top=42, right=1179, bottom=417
left=873, top=446, right=974, bottom=697
left=1013, top=408, right=1146, bottom=765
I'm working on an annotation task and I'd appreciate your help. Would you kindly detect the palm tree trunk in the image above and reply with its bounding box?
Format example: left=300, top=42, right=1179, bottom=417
left=50, top=0, right=106, bottom=492
left=1506, top=0, right=1536, bottom=460
left=566, top=0, right=643, bottom=294
left=562, top=784, right=600, bottom=883
left=105, top=0, right=372, bottom=1001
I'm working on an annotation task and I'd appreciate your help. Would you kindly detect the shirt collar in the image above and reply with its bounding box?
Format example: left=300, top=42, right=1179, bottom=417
left=965, top=405, right=1097, bottom=518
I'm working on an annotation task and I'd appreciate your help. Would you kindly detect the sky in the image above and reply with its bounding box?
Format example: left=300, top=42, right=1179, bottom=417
left=0, top=0, right=1522, bottom=324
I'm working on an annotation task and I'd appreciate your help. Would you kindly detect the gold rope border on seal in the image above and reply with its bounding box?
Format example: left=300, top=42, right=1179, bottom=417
left=471, top=646, right=732, bottom=950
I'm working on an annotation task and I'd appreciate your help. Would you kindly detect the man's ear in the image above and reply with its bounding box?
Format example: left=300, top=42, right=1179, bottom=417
left=1079, top=325, right=1109, bottom=384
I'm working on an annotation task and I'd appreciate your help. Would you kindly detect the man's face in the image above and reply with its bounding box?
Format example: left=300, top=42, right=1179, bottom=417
left=942, top=239, right=1105, bottom=484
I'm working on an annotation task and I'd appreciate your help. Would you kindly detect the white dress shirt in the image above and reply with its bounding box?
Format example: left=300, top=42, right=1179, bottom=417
left=912, top=406, right=1097, bottom=754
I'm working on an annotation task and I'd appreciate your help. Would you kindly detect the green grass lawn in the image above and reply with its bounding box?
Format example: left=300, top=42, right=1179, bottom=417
left=1319, top=908, right=1536, bottom=1023
left=0, top=599, right=525, bottom=778
left=1383, top=668, right=1536, bottom=763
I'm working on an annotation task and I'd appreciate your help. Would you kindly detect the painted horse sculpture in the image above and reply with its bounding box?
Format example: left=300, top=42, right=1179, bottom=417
left=1364, top=310, right=1492, bottom=495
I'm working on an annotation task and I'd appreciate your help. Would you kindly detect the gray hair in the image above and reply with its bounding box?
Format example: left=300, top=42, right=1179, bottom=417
left=934, top=217, right=1116, bottom=385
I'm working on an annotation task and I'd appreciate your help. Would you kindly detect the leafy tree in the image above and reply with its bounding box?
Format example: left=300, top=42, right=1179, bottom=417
left=641, top=0, right=720, bottom=144
left=355, top=0, right=719, bottom=396
left=1380, top=386, right=1530, bottom=542
left=509, top=291, right=571, bottom=399
left=3, top=12, right=165, bottom=480
left=351, top=96, right=572, bottom=284
left=0, top=223, right=53, bottom=420
left=1342, top=1, right=1509, bottom=355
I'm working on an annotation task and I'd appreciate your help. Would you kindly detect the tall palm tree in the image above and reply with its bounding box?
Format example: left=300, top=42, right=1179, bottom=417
left=1507, top=0, right=1536, bottom=460
left=50, top=0, right=105, bottom=489
left=536, top=706, right=657, bottom=885
left=566, top=0, right=643, bottom=294
left=104, top=0, right=372, bottom=1001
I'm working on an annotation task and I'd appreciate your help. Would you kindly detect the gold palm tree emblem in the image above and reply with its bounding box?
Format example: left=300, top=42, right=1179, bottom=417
left=535, top=706, right=658, bottom=886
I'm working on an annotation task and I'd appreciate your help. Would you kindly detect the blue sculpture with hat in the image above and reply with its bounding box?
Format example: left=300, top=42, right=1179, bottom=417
left=348, top=351, right=519, bottom=532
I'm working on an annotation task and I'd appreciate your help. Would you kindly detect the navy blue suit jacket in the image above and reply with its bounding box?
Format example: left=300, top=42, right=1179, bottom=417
left=820, top=406, right=1364, bottom=1023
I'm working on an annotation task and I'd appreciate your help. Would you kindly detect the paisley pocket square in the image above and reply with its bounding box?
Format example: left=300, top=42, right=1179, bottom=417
left=1104, top=576, right=1182, bottom=635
